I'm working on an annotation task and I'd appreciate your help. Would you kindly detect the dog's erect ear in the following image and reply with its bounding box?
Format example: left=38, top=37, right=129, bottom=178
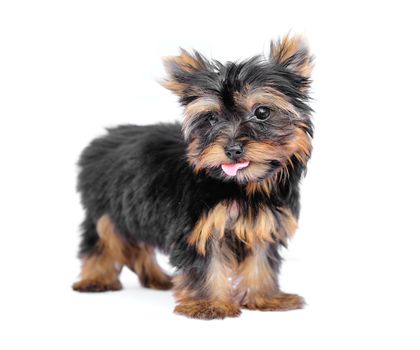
left=162, top=49, right=209, bottom=97
left=270, top=35, right=313, bottom=78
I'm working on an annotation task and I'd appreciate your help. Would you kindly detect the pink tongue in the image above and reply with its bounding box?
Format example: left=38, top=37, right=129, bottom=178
left=221, top=161, right=250, bottom=176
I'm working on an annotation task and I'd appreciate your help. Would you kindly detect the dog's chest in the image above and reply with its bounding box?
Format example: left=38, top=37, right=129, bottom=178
left=188, top=200, right=297, bottom=256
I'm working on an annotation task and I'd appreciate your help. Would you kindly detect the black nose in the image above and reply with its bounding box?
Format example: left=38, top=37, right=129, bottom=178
left=225, top=144, right=244, bottom=161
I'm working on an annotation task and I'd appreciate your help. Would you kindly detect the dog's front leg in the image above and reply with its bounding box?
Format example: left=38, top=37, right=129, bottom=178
left=236, top=243, right=305, bottom=311
left=173, top=240, right=241, bottom=320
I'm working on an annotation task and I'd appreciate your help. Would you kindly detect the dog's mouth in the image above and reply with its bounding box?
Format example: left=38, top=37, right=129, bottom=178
left=221, top=161, right=250, bottom=176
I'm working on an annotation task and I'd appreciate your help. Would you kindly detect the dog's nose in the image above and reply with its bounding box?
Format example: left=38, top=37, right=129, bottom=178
left=225, top=144, right=244, bottom=161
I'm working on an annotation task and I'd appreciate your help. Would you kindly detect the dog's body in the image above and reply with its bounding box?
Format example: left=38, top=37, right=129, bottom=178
left=73, top=35, right=314, bottom=319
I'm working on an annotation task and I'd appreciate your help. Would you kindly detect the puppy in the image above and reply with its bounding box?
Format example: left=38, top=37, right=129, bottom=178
left=73, top=35, right=314, bottom=320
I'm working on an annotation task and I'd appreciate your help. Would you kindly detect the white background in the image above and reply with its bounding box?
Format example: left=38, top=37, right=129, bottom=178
left=1, top=0, right=419, bottom=349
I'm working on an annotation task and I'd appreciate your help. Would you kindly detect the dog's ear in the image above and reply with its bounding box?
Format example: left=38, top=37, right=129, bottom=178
left=162, top=49, right=209, bottom=97
left=270, top=35, right=314, bottom=78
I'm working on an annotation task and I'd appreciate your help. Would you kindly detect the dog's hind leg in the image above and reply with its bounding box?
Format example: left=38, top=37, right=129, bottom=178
left=126, top=243, right=173, bottom=290
left=72, top=215, right=124, bottom=292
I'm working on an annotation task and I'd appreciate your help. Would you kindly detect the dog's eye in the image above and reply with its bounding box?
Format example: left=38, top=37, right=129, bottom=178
left=254, top=106, right=270, bottom=121
left=207, top=113, right=219, bottom=126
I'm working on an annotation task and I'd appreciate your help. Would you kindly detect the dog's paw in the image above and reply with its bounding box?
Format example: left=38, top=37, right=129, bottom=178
left=147, top=277, right=173, bottom=291
left=141, top=272, right=173, bottom=291
left=242, top=293, right=305, bottom=311
left=174, top=300, right=241, bottom=320
left=72, top=279, right=122, bottom=292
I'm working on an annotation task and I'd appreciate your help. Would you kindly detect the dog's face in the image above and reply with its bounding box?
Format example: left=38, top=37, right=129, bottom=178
left=163, top=36, right=314, bottom=184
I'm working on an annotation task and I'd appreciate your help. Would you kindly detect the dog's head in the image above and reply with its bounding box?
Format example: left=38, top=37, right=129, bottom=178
left=163, top=35, right=314, bottom=184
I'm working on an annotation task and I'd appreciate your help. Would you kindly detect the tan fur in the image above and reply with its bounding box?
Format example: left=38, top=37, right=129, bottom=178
left=173, top=241, right=240, bottom=319
left=72, top=216, right=125, bottom=291
left=172, top=240, right=237, bottom=302
left=236, top=86, right=300, bottom=119
left=190, top=142, right=284, bottom=184
left=162, top=49, right=207, bottom=95
left=236, top=244, right=304, bottom=310
left=186, top=139, right=201, bottom=169
left=174, top=239, right=304, bottom=317
left=205, top=241, right=236, bottom=301
left=73, top=215, right=172, bottom=292
left=165, top=49, right=206, bottom=73
left=245, top=140, right=284, bottom=162
left=237, top=162, right=275, bottom=183
left=182, top=97, right=222, bottom=139
left=246, top=128, right=311, bottom=169
left=233, top=207, right=276, bottom=247
left=184, top=97, right=220, bottom=118
left=246, top=175, right=279, bottom=196
left=270, top=35, right=313, bottom=78
left=187, top=137, right=310, bottom=184
left=172, top=274, right=196, bottom=301
left=236, top=245, right=277, bottom=302
left=187, top=125, right=311, bottom=182
left=243, top=293, right=305, bottom=311
left=278, top=207, right=298, bottom=238
left=187, top=137, right=230, bottom=174
left=188, top=202, right=295, bottom=255
left=197, top=141, right=228, bottom=167
left=161, top=80, right=187, bottom=95
left=174, top=300, right=241, bottom=319
left=286, top=126, right=312, bottom=162
left=126, top=243, right=173, bottom=290
left=187, top=203, right=231, bottom=255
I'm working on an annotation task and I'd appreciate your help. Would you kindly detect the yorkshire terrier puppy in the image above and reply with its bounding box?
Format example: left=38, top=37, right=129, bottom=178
left=73, top=35, right=314, bottom=320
